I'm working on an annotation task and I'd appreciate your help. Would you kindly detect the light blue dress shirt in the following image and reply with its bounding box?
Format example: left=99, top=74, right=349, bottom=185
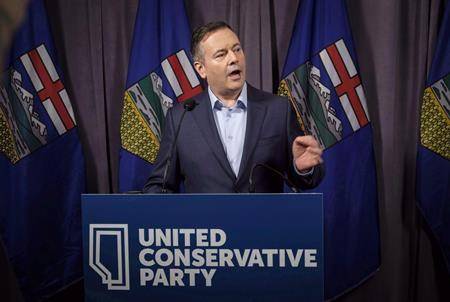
left=208, top=82, right=313, bottom=178
left=208, top=83, right=248, bottom=176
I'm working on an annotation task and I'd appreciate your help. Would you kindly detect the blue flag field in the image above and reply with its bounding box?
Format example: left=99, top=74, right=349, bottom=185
left=0, top=0, right=85, bottom=299
left=416, top=2, right=450, bottom=273
left=119, top=0, right=202, bottom=192
left=279, top=0, right=380, bottom=299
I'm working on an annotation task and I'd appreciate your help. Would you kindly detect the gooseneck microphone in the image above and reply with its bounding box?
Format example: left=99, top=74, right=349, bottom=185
left=248, top=163, right=298, bottom=193
left=161, top=99, right=197, bottom=193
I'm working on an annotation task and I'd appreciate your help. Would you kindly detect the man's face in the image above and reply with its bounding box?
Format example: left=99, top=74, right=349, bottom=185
left=194, top=28, right=246, bottom=98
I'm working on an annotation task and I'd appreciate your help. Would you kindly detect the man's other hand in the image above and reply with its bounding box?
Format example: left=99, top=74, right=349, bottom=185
left=292, top=135, right=323, bottom=173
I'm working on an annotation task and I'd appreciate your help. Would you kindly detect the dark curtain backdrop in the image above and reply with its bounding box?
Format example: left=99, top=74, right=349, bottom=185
left=3, top=0, right=446, bottom=300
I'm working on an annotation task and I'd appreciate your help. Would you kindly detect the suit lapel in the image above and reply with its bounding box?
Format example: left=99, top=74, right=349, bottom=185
left=191, top=91, right=236, bottom=180
left=237, top=86, right=267, bottom=182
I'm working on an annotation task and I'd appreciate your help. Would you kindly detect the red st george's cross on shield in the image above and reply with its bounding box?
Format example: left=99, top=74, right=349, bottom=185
left=161, top=50, right=203, bottom=102
left=20, top=44, right=76, bottom=135
left=319, top=39, right=370, bottom=132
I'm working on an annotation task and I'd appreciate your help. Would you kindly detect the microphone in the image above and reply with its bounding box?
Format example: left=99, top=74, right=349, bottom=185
left=248, top=163, right=298, bottom=193
left=183, top=98, right=197, bottom=111
left=161, top=99, right=198, bottom=193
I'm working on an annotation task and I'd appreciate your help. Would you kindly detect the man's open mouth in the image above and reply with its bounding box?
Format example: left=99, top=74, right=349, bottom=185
left=228, top=69, right=241, bottom=79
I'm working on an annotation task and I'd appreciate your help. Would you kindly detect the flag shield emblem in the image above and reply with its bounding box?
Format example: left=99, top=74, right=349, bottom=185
left=0, top=43, right=76, bottom=164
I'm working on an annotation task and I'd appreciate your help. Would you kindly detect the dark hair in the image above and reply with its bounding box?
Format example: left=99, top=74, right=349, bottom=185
left=191, top=21, right=233, bottom=61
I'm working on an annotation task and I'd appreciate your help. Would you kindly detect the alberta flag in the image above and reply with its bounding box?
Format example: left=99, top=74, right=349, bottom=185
left=416, top=3, right=450, bottom=271
left=119, top=0, right=202, bottom=192
left=279, top=0, right=379, bottom=299
left=0, top=0, right=85, bottom=299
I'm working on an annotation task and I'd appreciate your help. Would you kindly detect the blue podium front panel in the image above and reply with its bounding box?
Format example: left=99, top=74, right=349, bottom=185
left=82, top=194, right=323, bottom=301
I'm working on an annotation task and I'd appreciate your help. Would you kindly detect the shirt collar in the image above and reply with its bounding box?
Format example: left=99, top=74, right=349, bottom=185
left=208, top=82, right=248, bottom=110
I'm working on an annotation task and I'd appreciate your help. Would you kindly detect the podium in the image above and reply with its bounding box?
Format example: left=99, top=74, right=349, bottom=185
left=82, top=193, right=323, bottom=301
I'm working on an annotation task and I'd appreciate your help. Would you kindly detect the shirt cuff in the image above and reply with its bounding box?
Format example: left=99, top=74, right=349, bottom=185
left=293, top=160, right=315, bottom=176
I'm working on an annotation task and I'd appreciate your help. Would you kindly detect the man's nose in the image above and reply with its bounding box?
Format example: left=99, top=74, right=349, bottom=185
left=228, top=50, right=238, bottom=64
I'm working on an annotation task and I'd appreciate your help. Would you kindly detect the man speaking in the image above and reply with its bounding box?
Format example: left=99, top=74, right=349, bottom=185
left=143, top=21, right=324, bottom=193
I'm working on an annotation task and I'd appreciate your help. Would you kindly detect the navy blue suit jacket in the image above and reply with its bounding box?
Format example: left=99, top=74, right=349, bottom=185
left=143, top=84, right=324, bottom=193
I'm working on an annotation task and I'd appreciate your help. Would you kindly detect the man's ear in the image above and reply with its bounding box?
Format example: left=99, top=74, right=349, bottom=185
left=194, top=61, right=207, bottom=80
